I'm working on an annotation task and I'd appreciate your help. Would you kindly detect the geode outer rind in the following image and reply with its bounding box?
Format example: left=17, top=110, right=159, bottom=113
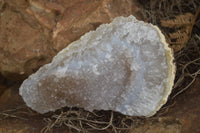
left=19, top=15, right=175, bottom=116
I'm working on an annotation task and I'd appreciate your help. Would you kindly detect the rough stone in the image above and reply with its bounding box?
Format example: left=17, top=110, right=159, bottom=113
left=19, top=16, right=175, bottom=116
left=0, top=0, right=142, bottom=80
left=0, top=0, right=54, bottom=80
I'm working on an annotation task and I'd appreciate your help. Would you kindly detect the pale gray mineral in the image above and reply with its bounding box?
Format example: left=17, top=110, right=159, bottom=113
left=19, top=15, right=175, bottom=116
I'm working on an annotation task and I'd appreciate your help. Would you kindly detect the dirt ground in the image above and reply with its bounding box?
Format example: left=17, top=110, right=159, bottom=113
left=0, top=0, right=200, bottom=133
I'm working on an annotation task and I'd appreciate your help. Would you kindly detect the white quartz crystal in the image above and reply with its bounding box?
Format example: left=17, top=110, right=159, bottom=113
left=19, top=15, right=175, bottom=116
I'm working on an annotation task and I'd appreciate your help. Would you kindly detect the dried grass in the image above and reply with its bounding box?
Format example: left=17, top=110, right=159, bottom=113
left=0, top=105, right=28, bottom=120
left=40, top=108, right=146, bottom=133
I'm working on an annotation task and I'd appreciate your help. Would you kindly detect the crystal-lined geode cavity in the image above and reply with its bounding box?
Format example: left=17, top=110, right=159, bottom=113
left=19, top=15, right=175, bottom=116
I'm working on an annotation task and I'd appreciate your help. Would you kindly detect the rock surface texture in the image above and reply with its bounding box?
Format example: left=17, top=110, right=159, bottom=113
left=19, top=16, right=175, bottom=116
left=0, top=0, right=141, bottom=80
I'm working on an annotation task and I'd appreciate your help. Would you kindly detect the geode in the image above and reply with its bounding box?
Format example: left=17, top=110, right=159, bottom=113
left=19, top=15, right=175, bottom=116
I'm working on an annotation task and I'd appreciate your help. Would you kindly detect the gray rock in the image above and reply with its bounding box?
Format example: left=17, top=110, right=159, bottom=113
left=19, top=15, right=175, bottom=116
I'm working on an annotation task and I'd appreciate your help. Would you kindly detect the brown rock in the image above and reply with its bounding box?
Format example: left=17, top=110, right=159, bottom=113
left=0, top=75, right=6, bottom=96
left=0, top=0, right=55, bottom=80
left=130, top=118, right=181, bottom=133
left=0, top=0, right=142, bottom=80
left=53, top=0, right=141, bottom=51
left=165, top=78, right=200, bottom=133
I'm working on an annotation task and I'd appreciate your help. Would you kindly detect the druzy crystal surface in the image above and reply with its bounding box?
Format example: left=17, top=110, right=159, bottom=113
left=19, top=15, right=175, bottom=116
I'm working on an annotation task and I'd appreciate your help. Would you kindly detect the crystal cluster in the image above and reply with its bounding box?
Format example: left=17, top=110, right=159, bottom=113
left=19, top=15, right=175, bottom=116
